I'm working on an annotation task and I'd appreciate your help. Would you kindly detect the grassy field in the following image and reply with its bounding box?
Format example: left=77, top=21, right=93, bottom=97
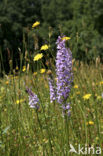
left=0, top=60, right=103, bottom=156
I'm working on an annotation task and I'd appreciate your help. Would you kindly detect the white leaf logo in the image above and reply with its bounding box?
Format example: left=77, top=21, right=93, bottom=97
left=69, top=144, right=77, bottom=153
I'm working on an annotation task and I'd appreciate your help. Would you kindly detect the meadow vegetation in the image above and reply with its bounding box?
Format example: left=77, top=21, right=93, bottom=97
left=0, top=56, right=103, bottom=155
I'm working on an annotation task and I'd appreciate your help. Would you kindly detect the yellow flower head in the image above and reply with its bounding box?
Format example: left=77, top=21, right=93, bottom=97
left=99, top=81, right=103, bottom=86
left=16, top=66, right=19, bottom=70
left=40, top=68, right=46, bottom=74
left=33, top=72, right=37, bottom=76
left=40, top=44, right=49, bottom=51
left=33, top=53, right=43, bottom=61
left=83, top=94, right=91, bottom=100
left=62, top=36, right=71, bottom=41
left=22, top=66, right=26, bottom=72
left=5, top=81, right=9, bottom=85
left=32, top=21, right=40, bottom=28
left=16, top=99, right=25, bottom=104
left=74, top=85, right=78, bottom=89
left=86, top=121, right=94, bottom=126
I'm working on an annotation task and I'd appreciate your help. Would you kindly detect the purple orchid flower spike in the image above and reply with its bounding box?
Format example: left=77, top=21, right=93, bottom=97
left=56, top=36, right=73, bottom=116
left=26, top=88, right=40, bottom=110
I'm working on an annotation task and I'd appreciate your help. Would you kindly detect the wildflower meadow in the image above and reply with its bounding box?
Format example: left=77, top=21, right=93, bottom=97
left=0, top=22, right=103, bottom=156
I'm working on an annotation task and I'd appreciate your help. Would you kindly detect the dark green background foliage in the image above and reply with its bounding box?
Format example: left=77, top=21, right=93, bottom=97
left=0, top=0, right=103, bottom=73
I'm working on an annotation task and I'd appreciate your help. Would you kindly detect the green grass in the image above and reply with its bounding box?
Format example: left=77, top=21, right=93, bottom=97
left=0, top=62, right=103, bottom=155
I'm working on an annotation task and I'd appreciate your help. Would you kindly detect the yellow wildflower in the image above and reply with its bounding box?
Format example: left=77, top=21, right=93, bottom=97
left=16, top=66, right=19, bottom=70
left=22, top=66, right=26, bottom=72
left=33, top=53, right=43, bottom=61
left=5, top=81, right=9, bottom=85
left=40, top=69, right=46, bottom=74
left=99, top=81, right=103, bottom=86
left=74, top=85, right=78, bottom=89
left=16, top=99, right=25, bottom=104
left=86, top=121, right=94, bottom=126
left=40, top=44, right=49, bottom=51
left=83, top=94, right=91, bottom=100
left=33, top=72, right=37, bottom=76
left=62, top=36, right=71, bottom=41
left=32, top=21, right=40, bottom=28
